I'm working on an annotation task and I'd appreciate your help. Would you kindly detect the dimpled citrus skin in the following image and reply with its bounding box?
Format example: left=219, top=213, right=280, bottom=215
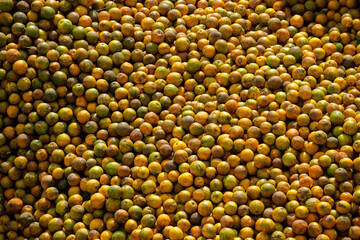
left=1, top=0, right=360, bottom=240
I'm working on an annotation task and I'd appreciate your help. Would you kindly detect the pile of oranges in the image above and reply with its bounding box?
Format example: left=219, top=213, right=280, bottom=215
left=1, top=0, right=360, bottom=240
